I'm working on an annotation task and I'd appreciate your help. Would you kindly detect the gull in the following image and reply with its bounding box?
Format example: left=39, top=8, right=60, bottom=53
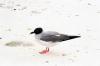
left=30, top=27, right=80, bottom=54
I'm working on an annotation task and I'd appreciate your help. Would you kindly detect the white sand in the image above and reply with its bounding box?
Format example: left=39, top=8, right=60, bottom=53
left=0, top=0, right=100, bottom=66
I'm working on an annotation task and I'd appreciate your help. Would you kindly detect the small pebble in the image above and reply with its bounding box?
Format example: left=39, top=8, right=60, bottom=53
left=33, top=55, right=35, bottom=56
left=13, top=9, right=16, bottom=10
left=16, top=4, right=21, bottom=6
left=45, top=61, right=49, bottom=63
left=76, top=50, right=80, bottom=53
left=88, top=3, right=92, bottom=5
left=62, top=53, right=67, bottom=56
left=31, top=10, right=41, bottom=14
left=75, top=14, right=79, bottom=16
left=7, top=29, right=11, bottom=31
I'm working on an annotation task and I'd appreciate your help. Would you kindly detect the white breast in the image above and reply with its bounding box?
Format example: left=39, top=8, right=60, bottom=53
left=34, top=31, right=60, bottom=47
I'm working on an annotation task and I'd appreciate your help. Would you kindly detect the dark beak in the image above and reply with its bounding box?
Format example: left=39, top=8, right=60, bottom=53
left=30, top=32, right=34, bottom=34
left=68, top=35, right=81, bottom=40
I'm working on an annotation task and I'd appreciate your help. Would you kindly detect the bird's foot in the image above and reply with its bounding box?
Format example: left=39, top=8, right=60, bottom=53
left=39, top=50, right=49, bottom=54
left=39, top=48, right=49, bottom=54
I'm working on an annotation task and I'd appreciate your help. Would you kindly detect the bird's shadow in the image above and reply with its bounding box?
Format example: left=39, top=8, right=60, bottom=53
left=5, top=41, right=34, bottom=47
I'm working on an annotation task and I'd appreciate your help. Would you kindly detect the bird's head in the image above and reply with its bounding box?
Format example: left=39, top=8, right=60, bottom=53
left=30, top=27, right=43, bottom=34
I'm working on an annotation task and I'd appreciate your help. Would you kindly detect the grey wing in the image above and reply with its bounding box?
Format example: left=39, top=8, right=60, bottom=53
left=40, top=34, right=70, bottom=42
left=42, top=31, right=59, bottom=35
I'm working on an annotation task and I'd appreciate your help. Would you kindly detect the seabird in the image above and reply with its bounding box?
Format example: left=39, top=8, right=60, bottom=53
left=30, top=27, right=80, bottom=54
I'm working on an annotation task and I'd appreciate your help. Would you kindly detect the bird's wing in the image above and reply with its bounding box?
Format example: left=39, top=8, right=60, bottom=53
left=40, top=33, right=69, bottom=42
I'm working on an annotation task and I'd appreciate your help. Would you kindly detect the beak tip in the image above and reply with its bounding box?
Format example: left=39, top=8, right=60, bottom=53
left=30, top=32, right=34, bottom=34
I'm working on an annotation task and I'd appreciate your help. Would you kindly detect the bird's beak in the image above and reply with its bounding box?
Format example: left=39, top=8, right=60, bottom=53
left=30, top=32, right=34, bottom=34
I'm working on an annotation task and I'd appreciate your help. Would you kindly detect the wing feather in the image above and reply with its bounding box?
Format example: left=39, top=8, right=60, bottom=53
left=40, top=34, right=69, bottom=42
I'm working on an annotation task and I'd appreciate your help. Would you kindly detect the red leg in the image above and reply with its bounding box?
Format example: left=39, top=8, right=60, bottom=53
left=39, top=47, right=49, bottom=54
left=46, top=47, right=49, bottom=52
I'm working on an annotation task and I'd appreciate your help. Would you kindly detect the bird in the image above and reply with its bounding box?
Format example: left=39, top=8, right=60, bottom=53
left=30, top=27, right=80, bottom=54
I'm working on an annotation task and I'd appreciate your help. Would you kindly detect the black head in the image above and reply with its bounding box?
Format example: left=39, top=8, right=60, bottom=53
left=30, top=27, right=43, bottom=34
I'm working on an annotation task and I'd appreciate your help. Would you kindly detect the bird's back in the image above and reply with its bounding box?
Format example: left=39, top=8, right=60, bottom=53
left=36, top=31, right=69, bottom=42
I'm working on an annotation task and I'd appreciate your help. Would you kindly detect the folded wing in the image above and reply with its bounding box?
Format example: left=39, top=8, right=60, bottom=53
left=40, top=34, right=80, bottom=42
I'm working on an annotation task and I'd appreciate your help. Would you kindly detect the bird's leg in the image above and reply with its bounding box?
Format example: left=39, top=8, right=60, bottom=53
left=46, top=47, right=49, bottom=52
left=39, top=47, right=49, bottom=54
